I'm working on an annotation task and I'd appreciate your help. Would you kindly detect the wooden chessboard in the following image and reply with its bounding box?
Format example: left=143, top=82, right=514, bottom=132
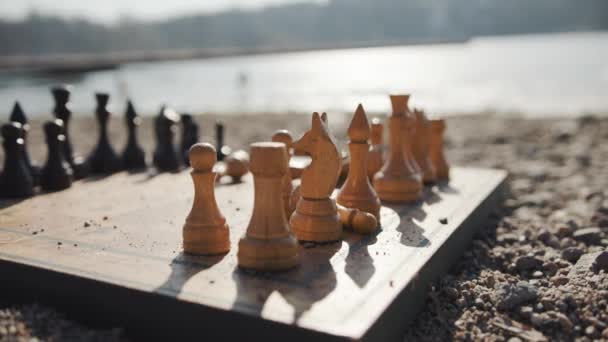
left=0, top=167, right=506, bottom=341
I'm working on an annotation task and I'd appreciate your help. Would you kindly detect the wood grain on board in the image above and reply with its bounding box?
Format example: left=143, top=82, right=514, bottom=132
left=0, top=166, right=506, bottom=341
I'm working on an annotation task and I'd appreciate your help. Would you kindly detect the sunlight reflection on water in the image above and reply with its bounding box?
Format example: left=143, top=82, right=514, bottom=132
left=0, top=31, right=607, bottom=117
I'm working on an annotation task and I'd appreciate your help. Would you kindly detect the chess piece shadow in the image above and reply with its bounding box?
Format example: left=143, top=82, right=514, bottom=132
left=132, top=169, right=163, bottom=184
left=155, top=252, right=225, bottom=296
left=422, top=186, right=442, bottom=206
left=437, top=181, right=460, bottom=194
left=0, top=198, right=26, bottom=210
left=232, top=242, right=339, bottom=323
left=279, top=242, right=340, bottom=323
left=384, top=203, right=430, bottom=248
left=344, top=231, right=379, bottom=288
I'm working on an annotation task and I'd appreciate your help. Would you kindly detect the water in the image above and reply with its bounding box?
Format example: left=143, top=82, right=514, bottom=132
left=1, top=31, right=607, bottom=117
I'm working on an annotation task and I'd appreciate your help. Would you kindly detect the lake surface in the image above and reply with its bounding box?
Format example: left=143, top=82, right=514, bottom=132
left=1, top=31, right=607, bottom=117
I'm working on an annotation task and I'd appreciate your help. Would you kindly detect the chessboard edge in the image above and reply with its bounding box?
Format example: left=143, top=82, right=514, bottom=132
left=360, top=168, right=508, bottom=341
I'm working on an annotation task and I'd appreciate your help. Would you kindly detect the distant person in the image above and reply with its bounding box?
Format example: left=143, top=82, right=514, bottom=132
left=237, top=70, right=250, bottom=112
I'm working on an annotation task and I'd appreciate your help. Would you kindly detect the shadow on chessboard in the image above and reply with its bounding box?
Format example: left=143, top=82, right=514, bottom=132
left=231, top=241, right=340, bottom=324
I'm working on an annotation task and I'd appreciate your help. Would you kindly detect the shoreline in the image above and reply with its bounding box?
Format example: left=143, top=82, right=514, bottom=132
left=0, top=37, right=467, bottom=73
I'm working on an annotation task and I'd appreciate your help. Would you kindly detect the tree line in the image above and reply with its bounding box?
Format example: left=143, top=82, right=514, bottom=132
left=1, top=0, right=607, bottom=56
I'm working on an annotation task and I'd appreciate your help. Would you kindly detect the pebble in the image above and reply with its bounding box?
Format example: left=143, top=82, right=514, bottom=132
left=585, top=325, right=597, bottom=337
left=531, top=313, right=549, bottom=327
left=555, top=312, right=573, bottom=332
left=494, top=281, right=538, bottom=310
left=515, top=255, right=543, bottom=272
left=551, top=276, right=569, bottom=286
left=593, top=251, right=608, bottom=270
left=537, top=229, right=553, bottom=243
left=519, top=306, right=533, bottom=319
left=560, top=237, right=577, bottom=248
left=557, top=224, right=575, bottom=237
left=543, top=261, right=558, bottom=276
left=532, top=271, right=544, bottom=278
left=499, top=233, right=519, bottom=243
left=573, top=227, right=602, bottom=244
left=569, top=252, right=603, bottom=277
left=562, top=247, right=584, bottom=263
left=444, top=287, right=459, bottom=300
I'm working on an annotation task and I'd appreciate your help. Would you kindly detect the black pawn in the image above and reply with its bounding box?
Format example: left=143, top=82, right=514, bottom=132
left=51, top=85, right=89, bottom=179
left=40, top=119, right=73, bottom=191
left=0, top=122, right=34, bottom=198
left=153, top=106, right=180, bottom=172
left=87, top=93, right=122, bottom=174
left=180, top=114, right=199, bottom=166
left=10, top=101, right=41, bottom=186
left=215, top=121, right=231, bottom=161
left=121, top=100, right=147, bottom=170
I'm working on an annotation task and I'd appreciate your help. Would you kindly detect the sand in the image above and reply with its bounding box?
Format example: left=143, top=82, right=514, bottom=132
left=1, top=112, right=607, bottom=341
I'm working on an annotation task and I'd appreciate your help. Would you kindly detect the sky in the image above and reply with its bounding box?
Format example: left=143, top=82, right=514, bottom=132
left=0, top=0, right=322, bottom=23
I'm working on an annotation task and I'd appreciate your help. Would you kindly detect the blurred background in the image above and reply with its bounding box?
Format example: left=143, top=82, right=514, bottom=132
left=1, top=0, right=607, bottom=117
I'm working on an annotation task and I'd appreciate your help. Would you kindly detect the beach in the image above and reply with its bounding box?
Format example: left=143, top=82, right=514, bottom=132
left=1, top=112, right=608, bottom=340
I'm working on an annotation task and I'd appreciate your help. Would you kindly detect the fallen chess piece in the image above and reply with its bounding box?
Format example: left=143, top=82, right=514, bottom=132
left=223, top=149, right=249, bottom=182
left=337, top=204, right=378, bottom=234
left=291, top=185, right=378, bottom=234
left=183, top=143, right=230, bottom=255
left=238, top=142, right=298, bottom=271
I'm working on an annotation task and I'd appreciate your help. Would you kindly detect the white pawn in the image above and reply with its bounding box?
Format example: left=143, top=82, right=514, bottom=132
left=182, top=143, right=230, bottom=255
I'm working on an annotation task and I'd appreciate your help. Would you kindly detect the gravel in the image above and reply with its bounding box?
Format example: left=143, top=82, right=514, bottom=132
left=0, top=304, right=126, bottom=341
left=1, top=113, right=607, bottom=341
left=403, top=114, right=608, bottom=341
